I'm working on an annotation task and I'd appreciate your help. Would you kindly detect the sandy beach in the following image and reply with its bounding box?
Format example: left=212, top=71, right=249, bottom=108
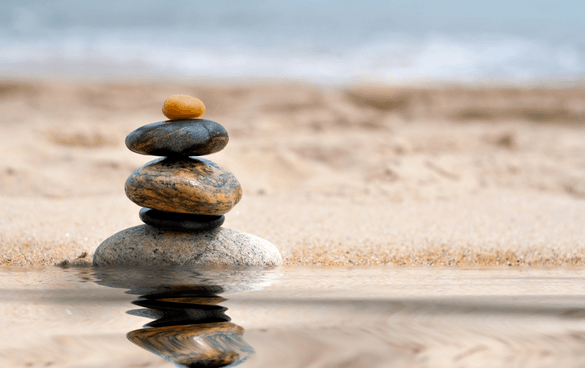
left=1, top=80, right=584, bottom=266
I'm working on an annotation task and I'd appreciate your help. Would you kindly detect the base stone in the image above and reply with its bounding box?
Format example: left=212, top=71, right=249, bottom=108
left=93, top=225, right=282, bottom=267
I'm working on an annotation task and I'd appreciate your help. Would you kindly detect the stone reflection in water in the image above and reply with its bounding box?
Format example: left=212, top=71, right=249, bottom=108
left=93, top=267, right=279, bottom=368
left=127, top=287, right=254, bottom=368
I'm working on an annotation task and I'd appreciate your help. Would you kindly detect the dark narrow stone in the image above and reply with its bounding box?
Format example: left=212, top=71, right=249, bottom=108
left=139, top=208, right=224, bottom=232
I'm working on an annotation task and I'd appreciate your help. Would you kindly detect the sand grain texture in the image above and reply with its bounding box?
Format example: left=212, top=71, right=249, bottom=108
left=0, top=81, right=584, bottom=266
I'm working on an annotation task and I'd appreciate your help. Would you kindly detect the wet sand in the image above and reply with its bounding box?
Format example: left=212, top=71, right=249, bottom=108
left=0, top=80, right=584, bottom=266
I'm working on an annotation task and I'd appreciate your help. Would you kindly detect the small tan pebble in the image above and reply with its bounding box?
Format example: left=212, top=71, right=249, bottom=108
left=162, top=94, right=206, bottom=120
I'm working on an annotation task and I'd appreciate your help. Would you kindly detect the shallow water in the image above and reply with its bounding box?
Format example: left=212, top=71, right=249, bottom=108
left=1, top=1, right=584, bottom=82
left=2, top=266, right=585, bottom=368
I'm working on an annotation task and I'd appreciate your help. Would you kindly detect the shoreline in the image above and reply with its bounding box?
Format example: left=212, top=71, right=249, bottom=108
left=3, top=74, right=585, bottom=89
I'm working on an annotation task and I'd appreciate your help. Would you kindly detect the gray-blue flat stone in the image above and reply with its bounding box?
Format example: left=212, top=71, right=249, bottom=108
left=125, top=119, right=229, bottom=156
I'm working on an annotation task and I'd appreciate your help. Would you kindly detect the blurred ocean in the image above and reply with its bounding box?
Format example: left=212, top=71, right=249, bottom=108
left=0, top=0, right=583, bottom=84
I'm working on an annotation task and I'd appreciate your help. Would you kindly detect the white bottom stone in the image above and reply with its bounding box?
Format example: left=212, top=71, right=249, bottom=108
left=93, top=225, right=282, bottom=267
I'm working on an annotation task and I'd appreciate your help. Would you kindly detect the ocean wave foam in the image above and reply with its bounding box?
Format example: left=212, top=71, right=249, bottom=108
left=0, top=28, right=582, bottom=84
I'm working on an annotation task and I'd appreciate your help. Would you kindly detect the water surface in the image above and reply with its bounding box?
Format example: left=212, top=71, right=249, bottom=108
left=2, top=266, right=585, bottom=367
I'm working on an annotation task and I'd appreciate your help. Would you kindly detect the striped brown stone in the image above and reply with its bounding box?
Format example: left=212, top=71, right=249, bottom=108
left=125, top=157, right=242, bottom=215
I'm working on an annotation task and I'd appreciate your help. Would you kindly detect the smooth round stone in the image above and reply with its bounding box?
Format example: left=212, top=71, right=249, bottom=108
left=125, top=119, right=228, bottom=156
left=162, top=94, right=206, bottom=120
left=93, top=225, right=283, bottom=267
left=139, top=207, right=225, bottom=232
left=125, top=157, right=242, bottom=215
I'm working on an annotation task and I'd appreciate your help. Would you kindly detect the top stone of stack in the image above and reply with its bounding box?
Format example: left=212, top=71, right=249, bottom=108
left=162, top=94, right=206, bottom=120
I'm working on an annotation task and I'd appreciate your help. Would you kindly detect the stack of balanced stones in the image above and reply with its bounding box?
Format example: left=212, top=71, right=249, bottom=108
left=125, top=95, right=240, bottom=233
left=93, top=95, right=282, bottom=267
